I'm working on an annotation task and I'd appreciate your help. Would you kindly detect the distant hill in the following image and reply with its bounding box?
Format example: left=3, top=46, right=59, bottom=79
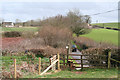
left=92, top=22, right=119, bottom=29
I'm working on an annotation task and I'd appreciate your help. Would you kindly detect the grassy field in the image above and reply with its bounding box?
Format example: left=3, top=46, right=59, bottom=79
left=1, top=27, right=39, bottom=32
left=92, top=22, right=118, bottom=28
left=80, top=29, right=118, bottom=45
left=25, top=68, right=118, bottom=78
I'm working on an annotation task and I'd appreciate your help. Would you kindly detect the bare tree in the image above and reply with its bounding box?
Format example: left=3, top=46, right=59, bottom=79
left=39, top=9, right=91, bottom=36
left=84, top=15, right=91, bottom=24
left=15, top=19, right=22, bottom=27
left=0, top=18, right=4, bottom=27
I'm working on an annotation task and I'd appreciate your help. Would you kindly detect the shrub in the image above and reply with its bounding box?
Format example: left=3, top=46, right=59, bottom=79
left=26, top=46, right=67, bottom=58
left=27, top=49, right=45, bottom=58
left=38, top=26, right=72, bottom=48
left=22, top=31, right=35, bottom=38
left=19, top=38, right=45, bottom=50
left=2, top=70, right=22, bottom=78
left=72, top=27, right=90, bottom=36
left=43, top=46, right=67, bottom=57
left=81, top=47, right=119, bottom=67
left=74, top=37, right=117, bottom=50
left=3, top=31, right=21, bottom=37
left=2, top=49, right=10, bottom=56
left=26, top=52, right=35, bottom=60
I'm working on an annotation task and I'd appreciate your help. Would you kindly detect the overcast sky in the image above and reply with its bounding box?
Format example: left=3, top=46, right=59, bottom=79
left=0, top=0, right=119, bottom=23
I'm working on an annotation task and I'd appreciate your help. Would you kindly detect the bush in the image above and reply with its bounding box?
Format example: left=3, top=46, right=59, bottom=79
left=26, top=46, right=67, bottom=58
left=2, top=70, right=22, bottom=78
left=74, top=37, right=117, bottom=50
left=72, top=27, right=90, bottom=36
left=2, top=50, right=9, bottom=56
left=19, top=38, right=45, bottom=50
left=27, top=49, right=45, bottom=58
left=81, top=48, right=119, bottom=67
left=38, top=26, right=72, bottom=48
left=22, top=31, right=35, bottom=38
left=43, top=46, right=67, bottom=57
left=3, top=31, right=21, bottom=37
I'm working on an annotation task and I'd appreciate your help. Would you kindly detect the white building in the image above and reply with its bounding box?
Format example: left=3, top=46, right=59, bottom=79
left=2, top=22, right=14, bottom=27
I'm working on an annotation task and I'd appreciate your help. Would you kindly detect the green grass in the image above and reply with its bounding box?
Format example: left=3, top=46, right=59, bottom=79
left=1, top=27, right=39, bottom=32
left=92, top=22, right=119, bottom=28
left=80, top=29, right=118, bottom=45
left=26, top=68, right=118, bottom=78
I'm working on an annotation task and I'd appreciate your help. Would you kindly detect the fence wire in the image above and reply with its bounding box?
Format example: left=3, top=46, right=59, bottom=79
left=1, top=57, right=50, bottom=78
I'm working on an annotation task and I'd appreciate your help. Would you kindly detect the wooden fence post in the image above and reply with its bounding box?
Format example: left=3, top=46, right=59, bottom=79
left=67, top=44, right=70, bottom=64
left=81, top=55, right=83, bottom=70
left=108, top=52, right=111, bottom=69
left=53, top=56, right=56, bottom=71
left=67, top=48, right=69, bottom=63
left=63, top=54, right=65, bottom=68
left=39, top=57, right=41, bottom=75
left=50, top=57, right=53, bottom=71
left=14, top=59, right=16, bottom=78
left=49, top=58, right=51, bottom=65
left=57, top=53, right=60, bottom=70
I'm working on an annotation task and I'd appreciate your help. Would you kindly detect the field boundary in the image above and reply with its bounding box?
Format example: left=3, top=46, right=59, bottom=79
left=92, top=25, right=120, bottom=31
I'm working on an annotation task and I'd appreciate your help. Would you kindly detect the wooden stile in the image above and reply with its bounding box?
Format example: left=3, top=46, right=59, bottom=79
left=40, top=59, right=58, bottom=75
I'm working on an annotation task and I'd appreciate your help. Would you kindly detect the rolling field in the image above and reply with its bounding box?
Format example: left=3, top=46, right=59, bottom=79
left=1, top=27, right=118, bottom=46
left=92, top=22, right=119, bottom=28
left=1, top=27, right=39, bottom=32
left=81, top=29, right=118, bottom=45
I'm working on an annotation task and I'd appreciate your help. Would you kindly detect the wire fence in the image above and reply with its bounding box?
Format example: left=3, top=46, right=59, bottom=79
left=1, top=57, right=50, bottom=78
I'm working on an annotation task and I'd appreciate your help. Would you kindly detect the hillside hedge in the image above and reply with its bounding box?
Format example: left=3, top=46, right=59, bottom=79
left=3, top=31, right=22, bottom=37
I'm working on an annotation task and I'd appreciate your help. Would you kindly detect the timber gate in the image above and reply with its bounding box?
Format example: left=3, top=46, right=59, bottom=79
left=60, top=52, right=119, bottom=70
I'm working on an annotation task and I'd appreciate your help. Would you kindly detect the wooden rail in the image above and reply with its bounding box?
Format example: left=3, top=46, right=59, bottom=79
left=60, top=53, right=108, bottom=69
left=110, top=58, right=120, bottom=63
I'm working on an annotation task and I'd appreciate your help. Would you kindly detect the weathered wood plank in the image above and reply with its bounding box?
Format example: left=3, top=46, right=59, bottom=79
left=40, top=59, right=58, bottom=75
